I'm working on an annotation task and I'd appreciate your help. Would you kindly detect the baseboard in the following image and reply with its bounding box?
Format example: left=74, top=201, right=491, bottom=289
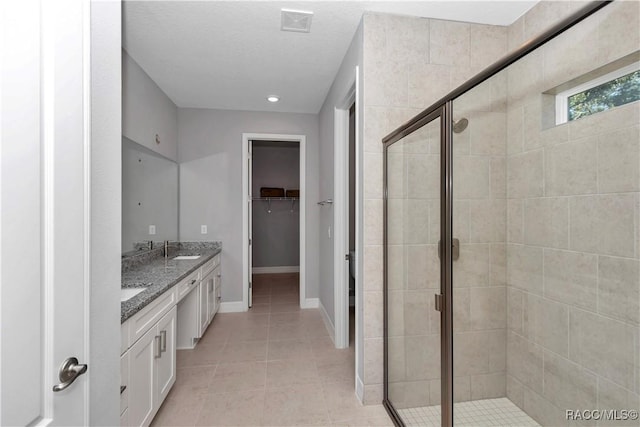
left=218, top=301, right=245, bottom=313
left=356, top=374, right=364, bottom=404
left=252, top=266, right=300, bottom=274
left=301, top=297, right=319, bottom=309
left=318, top=300, right=335, bottom=344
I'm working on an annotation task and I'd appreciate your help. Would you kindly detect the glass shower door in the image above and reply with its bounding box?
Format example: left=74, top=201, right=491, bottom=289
left=384, top=113, right=443, bottom=426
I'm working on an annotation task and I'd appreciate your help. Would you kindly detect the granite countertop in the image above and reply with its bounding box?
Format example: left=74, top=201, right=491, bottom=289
left=120, top=241, right=222, bottom=323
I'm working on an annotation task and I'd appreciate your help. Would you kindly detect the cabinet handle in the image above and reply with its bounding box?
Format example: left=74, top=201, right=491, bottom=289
left=190, top=279, right=197, bottom=285
left=154, top=335, right=161, bottom=359
left=217, top=273, right=221, bottom=278
left=160, top=330, right=167, bottom=353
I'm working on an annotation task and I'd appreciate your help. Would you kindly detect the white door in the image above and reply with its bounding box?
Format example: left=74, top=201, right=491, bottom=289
left=1, top=0, right=90, bottom=425
left=248, top=142, right=253, bottom=307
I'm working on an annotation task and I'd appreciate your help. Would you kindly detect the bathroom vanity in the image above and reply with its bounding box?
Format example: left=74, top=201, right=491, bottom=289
left=119, top=242, right=221, bottom=427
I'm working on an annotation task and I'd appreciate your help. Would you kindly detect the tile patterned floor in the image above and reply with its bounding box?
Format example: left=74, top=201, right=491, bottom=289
left=151, top=273, right=391, bottom=427
left=397, top=397, right=540, bottom=427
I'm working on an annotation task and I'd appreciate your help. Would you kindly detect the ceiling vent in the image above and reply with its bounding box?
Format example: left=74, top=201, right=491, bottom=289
left=281, top=9, right=313, bottom=33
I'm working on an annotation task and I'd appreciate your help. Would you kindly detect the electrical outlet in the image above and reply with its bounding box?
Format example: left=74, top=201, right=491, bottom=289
left=201, top=225, right=208, bottom=234
left=149, top=225, right=156, bottom=235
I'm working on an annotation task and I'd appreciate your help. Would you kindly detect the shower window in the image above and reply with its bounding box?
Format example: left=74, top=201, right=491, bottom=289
left=555, top=61, right=640, bottom=124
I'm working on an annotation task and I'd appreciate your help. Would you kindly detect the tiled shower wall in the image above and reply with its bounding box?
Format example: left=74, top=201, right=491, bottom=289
left=367, top=0, right=640, bottom=420
left=504, top=2, right=640, bottom=425
left=361, top=12, right=509, bottom=404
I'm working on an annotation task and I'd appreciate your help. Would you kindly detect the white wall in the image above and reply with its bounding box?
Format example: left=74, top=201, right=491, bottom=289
left=252, top=145, right=300, bottom=268
left=317, top=24, right=363, bottom=327
left=122, top=50, right=178, bottom=161
left=90, top=2, right=121, bottom=425
left=178, top=109, right=319, bottom=303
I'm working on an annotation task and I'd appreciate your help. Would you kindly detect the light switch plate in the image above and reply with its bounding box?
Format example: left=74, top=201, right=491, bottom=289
left=201, top=225, right=208, bottom=234
left=149, top=225, right=156, bottom=235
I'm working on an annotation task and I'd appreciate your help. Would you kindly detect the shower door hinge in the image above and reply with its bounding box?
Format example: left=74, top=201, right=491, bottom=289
left=437, top=238, right=460, bottom=261
left=435, top=294, right=443, bottom=312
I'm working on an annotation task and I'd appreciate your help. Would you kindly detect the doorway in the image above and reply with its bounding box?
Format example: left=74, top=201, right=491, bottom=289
left=242, top=133, right=307, bottom=311
left=250, top=140, right=301, bottom=309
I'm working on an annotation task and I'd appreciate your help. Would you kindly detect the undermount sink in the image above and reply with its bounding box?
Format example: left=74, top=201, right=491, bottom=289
left=173, top=255, right=201, bottom=260
left=121, top=287, right=147, bottom=302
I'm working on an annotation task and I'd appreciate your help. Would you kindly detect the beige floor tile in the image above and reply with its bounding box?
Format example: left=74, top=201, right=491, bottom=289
left=330, top=418, right=371, bottom=427
left=266, top=358, right=321, bottom=389
left=189, top=343, right=226, bottom=367
left=270, top=303, right=302, bottom=313
left=170, top=366, right=217, bottom=398
left=151, top=393, right=206, bottom=427
left=209, top=361, right=266, bottom=393
left=197, top=327, right=230, bottom=347
left=309, top=336, right=338, bottom=354
left=196, top=390, right=265, bottom=427
left=273, top=294, right=300, bottom=304
left=366, top=417, right=394, bottom=426
left=267, top=339, right=313, bottom=361
left=322, top=381, right=387, bottom=423
left=227, top=325, right=269, bottom=342
left=269, top=322, right=307, bottom=341
left=316, top=352, right=356, bottom=384
left=176, top=349, right=194, bottom=368
left=270, top=312, right=303, bottom=324
left=150, top=273, right=387, bottom=427
left=263, top=384, right=330, bottom=426
left=249, top=303, right=271, bottom=314
left=252, top=295, right=271, bottom=304
left=219, top=340, right=268, bottom=363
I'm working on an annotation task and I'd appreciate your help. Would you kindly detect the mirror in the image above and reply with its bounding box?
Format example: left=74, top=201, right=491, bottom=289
left=122, top=137, right=178, bottom=253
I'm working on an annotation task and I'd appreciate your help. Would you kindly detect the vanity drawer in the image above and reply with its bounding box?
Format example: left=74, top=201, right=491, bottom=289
left=121, top=322, right=130, bottom=355
left=127, top=288, right=177, bottom=348
left=176, top=270, right=200, bottom=302
left=201, top=254, right=220, bottom=276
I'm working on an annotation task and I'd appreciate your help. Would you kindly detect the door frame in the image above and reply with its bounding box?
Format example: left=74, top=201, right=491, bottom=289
left=333, top=73, right=357, bottom=350
left=241, top=133, right=306, bottom=311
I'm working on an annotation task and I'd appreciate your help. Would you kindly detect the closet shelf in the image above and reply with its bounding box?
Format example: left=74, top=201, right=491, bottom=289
left=253, top=197, right=299, bottom=214
left=252, top=197, right=299, bottom=201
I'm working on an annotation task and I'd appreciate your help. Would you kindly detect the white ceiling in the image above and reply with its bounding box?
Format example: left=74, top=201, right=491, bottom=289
left=123, top=1, right=538, bottom=114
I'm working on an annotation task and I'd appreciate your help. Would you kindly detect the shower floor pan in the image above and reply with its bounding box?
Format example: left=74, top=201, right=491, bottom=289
left=397, top=397, right=540, bottom=427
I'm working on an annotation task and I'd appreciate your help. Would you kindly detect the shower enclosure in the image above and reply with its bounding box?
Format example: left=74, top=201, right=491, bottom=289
left=383, top=2, right=640, bottom=426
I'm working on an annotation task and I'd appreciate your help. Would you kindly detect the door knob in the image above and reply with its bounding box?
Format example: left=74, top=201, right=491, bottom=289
left=52, top=357, right=87, bottom=392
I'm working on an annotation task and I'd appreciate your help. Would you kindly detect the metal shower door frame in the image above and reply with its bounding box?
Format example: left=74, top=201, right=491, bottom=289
left=382, top=104, right=454, bottom=426
left=381, top=3, right=611, bottom=426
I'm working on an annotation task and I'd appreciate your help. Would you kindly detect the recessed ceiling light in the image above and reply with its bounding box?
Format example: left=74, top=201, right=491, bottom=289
left=267, top=96, right=280, bottom=103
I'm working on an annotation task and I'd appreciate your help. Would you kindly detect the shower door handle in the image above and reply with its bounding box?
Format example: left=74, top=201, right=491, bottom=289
left=438, top=239, right=460, bottom=261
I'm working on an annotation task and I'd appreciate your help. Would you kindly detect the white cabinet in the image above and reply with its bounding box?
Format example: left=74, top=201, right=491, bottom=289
left=213, top=265, right=221, bottom=318
left=156, top=307, right=176, bottom=403
left=124, top=307, right=176, bottom=427
left=199, top=270, right=214, bottom=336
left=126, top=327, right=155, bottom=427
left=121, top=252, right=221, bottom=425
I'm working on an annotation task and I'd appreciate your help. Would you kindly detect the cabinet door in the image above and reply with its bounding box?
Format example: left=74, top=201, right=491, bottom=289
left=127, top=327, right=158, bottom=427
left=213, top=266, right=221, bottom=316
left=206, top=271, right=215, bottom=323
left=198, top=281, right=208, bottom=337
left=155, top=307, right=176, bottom=405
